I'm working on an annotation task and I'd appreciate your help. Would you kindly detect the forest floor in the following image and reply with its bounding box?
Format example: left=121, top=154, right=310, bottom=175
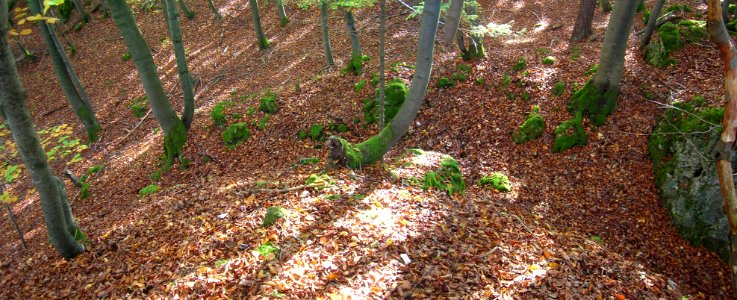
left=0, top=0, right=733, bottom=298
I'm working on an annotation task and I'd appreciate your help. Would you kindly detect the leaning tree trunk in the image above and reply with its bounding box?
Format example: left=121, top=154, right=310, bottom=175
left=28, top=0, right=100, bottom=141
left=344, top=9, right=363, bottom=74
left=249, top=0, right=270, bottom=49
left=207, top=0, right=222, bottom=20
left=462, top=1, right=485, bottom=60
left=163, top=0, right=195, bottom=131
left=441, top=0, right=463, bottom=47
left=378, top=0, right=386, bottom=129
left=0, top=0, right=85, bottom=259
left=108, top=0, right=186, bottom=166
left=600, top=0, right=611, bottom=13
left=177, top=0, right=194, bottom=19
left=320, top=0, right=334, bottom=66
left=327, top=0, right=441, bottom=168
left=639, top=0, right=665, bottom=51
left=571, top=0, right=596, bottom=42
left=275, top=0, right=288, bottom=26
left=708, top=0, right=737, bottom=294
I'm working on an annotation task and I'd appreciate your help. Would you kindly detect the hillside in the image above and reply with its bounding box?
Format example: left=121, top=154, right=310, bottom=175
left=0, top=0, right=733, bottom=298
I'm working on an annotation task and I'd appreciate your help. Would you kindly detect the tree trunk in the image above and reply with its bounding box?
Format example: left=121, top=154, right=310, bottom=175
left=327, top=0, right=441, bottom=168
left=177, top=0, right=194, bottom=19
left=28, top=0, right=100, bottom=142
left=275, top=0, right=288, bottom=26
left=708, top=0, right=737, bottom=294
left=249, top=0, right=269, bottom=49
left=320, top=0, right=334, bottom=66
left=163, top=0, right=195, bottom=131
left=344, top=10, right=363, bottom=74
left=108, top=0, right=186, bottom=166
left=70, top=0, right=90, bottom=22
left=206, top=0, right=222, bottom=20
left=600, top=0, right=611, bottom=13
left=639, top=0, right=665, bottom=51
left=0, top=0, right=85, bottom=259
left=441, top=0, right=463, bottom=47
left=462, top=1, right=485, bottom=60
left=378, top=0, right=386, bottom=129
left=571, top=0, right=596, bottom=42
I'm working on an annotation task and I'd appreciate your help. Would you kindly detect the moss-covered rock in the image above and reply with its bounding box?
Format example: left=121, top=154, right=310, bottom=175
left=512, top=106, right=546, bottom=144
left=552, top=80, right=566, bottom=97
left=678, top=19, right=706, bottom=43
left=552, top=117, right=588, bottom=153
left=259, top=92, right=278, bottom=114
left=645, top=39, right=675, bottom=67
left=542, top=56, right=555, bottom=65
left=262, top=206, right=286, bottom=227
left=387, top=149, right=465, bottom=196
left=222, top=123, right=250, bottom=148
left=309, top=124, right=324, bottom=141
left=479, top=173, right=511, bottom=192
left=646, top=20, right=706, bottom=67
left=659, top=22, right=682, bottom=53
left=512, top=57, right=527, bottom=71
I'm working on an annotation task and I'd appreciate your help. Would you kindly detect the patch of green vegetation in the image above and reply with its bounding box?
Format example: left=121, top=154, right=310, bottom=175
left=584, top=64, right=598, bottom=76
left=298, top=130, right=308, bottom=140
left=344, top=54, right=371, bottom=75
left=309, top=124, right=324, bottom=141
left=570, top=45, right=581, bottom=61
left=512, top=57, right=527, bottom=71
left=542, top=56, right=555, bottom=65
left=500, top=73, right=511, bottom=90
left=354, top=79, right=367, bottom=92
left=305, top=173, right=334, bottom=188
left=421, top=157, right=466, bottom=196
left=512, top=105, right=545, bottom=144
left=121, top=52, right=132, bottom=61
left=437, top=77, right=455, bottom=88
left=222, top=123, right=251, bottom=148
left=210, top=100, right=234, bottom=127
left=364, top=79, right=408, bottom=124
left=215, top=259, right=230, bottom=267
left=262, top=206, right=287, bottom=227
left=479, top=173, right=511, bottom=192
left=246, top=107, right=256, bottom=116
left=475, top=78, right=485, bottom=86
left=299, top=157, right=320, bottom=165
left=664, top=4, right=692, bottom=14
left=257, top=114, right=270, bottom=130
left=521, top=91, right=530, bottom=101
left=259, top=91, right=278, bottom=114
left=139, top=184, right=159, bottom=198
left=129, top=96, right=148, bottom=118
left=255, top=242, right=280, bottom=259
left=552, top=80, right=566, bottom=97
left=457, top=63, right=472, bottom=74
left=647, top=20, right=706, bottom=67
left=451, top=72, right=468, bottom=82
left=552, top=116, right=588, bottom=153
left=567, top=80, right=617, bottom=127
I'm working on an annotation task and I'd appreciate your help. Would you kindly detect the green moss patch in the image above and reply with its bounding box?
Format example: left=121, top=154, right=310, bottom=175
left=512, top=105, right=546, bottom=144
left=211, top=100, right=234, bottom=127
left=479, top=173, right=511, bottom=192
left=436, top=77, right=455, bottom=88
left=129, top=96, right=148, bottom=118
left=262, top=206, right=286, bottom=227
left=567, top=80, right=617, bottom=127
left=552, top=116, right=588, bottom=153
left=542, top=56, right=555, bottom=65
left=552, top=80, right=566, bottom=97
left=512, top=57, right=527, bottom=71
left=259, top=92, right=278, bottom=114
left=222, top=123, right=250, bottom=148
left=646, top=20, right=706, bottom=67
left=139, top=184, right=159, bottom=198
left=363, top=79, right=408, bottom=124
left=386, top=149, right=466, bottom=196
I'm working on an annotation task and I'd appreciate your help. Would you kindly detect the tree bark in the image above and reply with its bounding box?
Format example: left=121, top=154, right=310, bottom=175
left=275, top=0, right=288, bottom=26
left=163, top=0, right=195, bottom=131
left=206, top=0, right=222, bottom=20
left=600, top=0, right=611, bottom=13
left=344, top=10, right=361, bottom=57
left=708, top=0, right=737, bottom=294
left=378, top=0, right=386, bottom=129
left=462, top=0, right=485, bottom=60
left=327, top=0, right=441, bottom=168
left=177, top=0, right=194, bottom=19
left=249, top=0, right=269, bottom=49
left=441, top=0, right=463, bottom=48
left=320, top=0, right=334, bottom=66
left=571, top=0, right=596, bottom=42
left=28, top=0, right=100, bottom=142
left=0, top=0, right=84, bottom=259
left=108, top=0, right=186, bottom=166
left=639, top=0, right=665, bottom=51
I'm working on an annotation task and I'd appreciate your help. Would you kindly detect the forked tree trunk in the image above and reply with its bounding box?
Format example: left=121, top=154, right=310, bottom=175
left=177, top=0, right=194, bottom=19
left=207, top=0, right=222, bottom=20
left=275, top=0, right=288, bottom=26
left=640, top=0, right=665, bottom=51
left=249, top=0, right=270, bottom=49
left=0, top=0, right=84, bottom=259
left=441, top=0, right=463, bottom=47
left=29, top=0, right=100, bottom=141
left=707, top=0, right=737, bottom=294
left=327, top=0, right=441, bottom=168
left=108, top=0, right=186, bottom=166
left=378, top=0, right=386, bottom=129
left=320, top=0, right=334, bottom=66
left=571, top=0, right=596, bottom=42
left=163, top=0, right=195, bottom=131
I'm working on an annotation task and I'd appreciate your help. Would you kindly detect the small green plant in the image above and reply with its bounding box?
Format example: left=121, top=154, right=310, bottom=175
left=257, top=114, right=270, bottom=130
left=129, top=96, right=148, bottom=118
left=475, top=78, right=485, bottom=86
left=512, top=57, right=527, bottom=71
left=437, top=77, right=455, bottom=88
left=121, top=52, right=132, bottom=61
left=299, top=157, right=320, bottom=165
left=552, top=117, right=588, bottom=153
left=259, top=91, right=278, bottom=114
left=246, top=107, right=256, bottom=116
left=451, top=72, right=468, bottom=82
left=584, top=64, right=598, bottom=76
left=139, top=184, right=159, bottom=198
left=298, top=130, right=308, bottom=140
left=512, top=105, right=546, bottom=144
left=222, top=123, right=251, bottom=148
left=309, top=124, right=324, bottom=141
left=552, top=80, right=566, bottom=97
left=542, top=56, right=555, bottom=65
left=500, top=73, right=511, bottom=90
left=305, top=173, right=334, bottom=187
left=570, top=45, right=581, bottom=61
left=255, top=242, right=280, bottom=258
left=354, top=80, right=367, bottom=92
left=262, top=206, right=287, bottom=227
left=420, top=157, right=465, bottom=195
left=210, top=100, right=233, bottom=127
left=479, top=173, right=511, bottom=192
left=521, top=91, right=530, bottom=101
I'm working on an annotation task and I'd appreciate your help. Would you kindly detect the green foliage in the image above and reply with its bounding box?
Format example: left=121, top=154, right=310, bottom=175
left=57, top=0, right=73, bottom=22
left=344, top=54, right=370, bottom=76
left=129, top=96, right=148, bottom=118
left=479, top=173, right=511, bottom=192
left=584, top=64, right=598, bottom=76
left=299, top=157, right=320, bottom=165
left=512, top=106, right=545, bottom=144
left=542, top=56, right=555, bottom=65
left=298, top=129, right=308, bottom=140
left=262, top=206, right=286, bottom=227
left=309, top=124, right=324, bottom=141
left=500, top=73, right=511, bottom=90
left=421, top=157, right=465, bottom=195
left=210, top=100, right=234, bottom=127
left=363, top=79, right=408, bottom=124
left=437, top=77, right=454, bottom=88
left=257, top=114, right=270, bottom=130
left=512, top=57, right=527, bottom=71
left=664, top=4, right=692, bottom=14
left=255, top=242, right=280, bottom=259
left=659, top=22, right=682, bottom=52
left=475, top=78, right=485, bottom=86
left=139, top=184, right=159, bottom=198
left=305, top=173, right=334, bottom=188
left=259, top=92, right=278, bottom=114
left=552, top=117, right=588, bottom=153
left=80, top=182, right=91, bottom=200
left=570, top=45, right=581, bottom=61
left=222, top=123, right=251, bottom=148
left=521, top=91, right=530, bottom=101
left=246, top=107, right=256, bottom=116
left=354, top=79, right=367, bottom=92
left=552, top=80, right=566, bottom=97
left=121, top=52, right=132, bottom=61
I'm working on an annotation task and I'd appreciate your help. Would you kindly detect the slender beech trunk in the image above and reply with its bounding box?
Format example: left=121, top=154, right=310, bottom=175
left=108, top=0, right=186, bottom=166
left=207, top=0, right=222, bottom=20
left=177, top=0, right=194, bottom=19
left=29, top=0, right=100, bottom=141
left=344, top=10, right=361, bottom=57
left=462, top=1, right=485, bottom=60
left=249, top=0, right=269, bottom=49
left=0, top=0, right=84, bottom=259
left=441, top=0, right=463, bottom=47
left=639, top=0, right=665, bottom=51
left=378, top=0, right=386, bottom=129
left=275, top=0, right=288, bottom=26
left=708, top=0, right=737, bottom=294
left=327, top=0, right=441, bottom=168
left=600, top=0, right=611, bottom=13
left=320, top=0, right=334, bottom=66
left=571, top=0, right=596, bottom=42
left=163, top=0, right=195, bottom=131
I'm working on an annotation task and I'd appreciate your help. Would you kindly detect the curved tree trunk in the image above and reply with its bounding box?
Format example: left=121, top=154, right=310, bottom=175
left=639, top=0, right=665, bottom=51
left=275, top=0, right=288, bottom=26
left=163, top=0, right=195, bottom=131
left=571, top=0, right=596, bottom=42
left=108, top=0, right=186, bottom=166
left=462, top=1, right=485, bottom=60
left=327, top=0, right=441, bottom=168
left=441, top=0, right=463, bottom=48
left=0, top=0, right=84, bottom=259
left=29, top=0, right=100, bottom=141
left=249, top=0, right=270, bottom=49
left=708, top=0, right=737, bottom=294
left=177, top=0, right=194, bottom=19
left=207, top=0, right=222, bottom=20
left=320, top=0, right=334, bottom=66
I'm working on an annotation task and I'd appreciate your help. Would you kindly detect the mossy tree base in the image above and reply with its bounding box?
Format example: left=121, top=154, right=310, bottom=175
left=552, top=115, right=588, bottom=153
left=164, top=122, right=187, bottom=168
left=567, top=80, right=618, bottom=127
left=327, top=126, right=394, bottom=169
